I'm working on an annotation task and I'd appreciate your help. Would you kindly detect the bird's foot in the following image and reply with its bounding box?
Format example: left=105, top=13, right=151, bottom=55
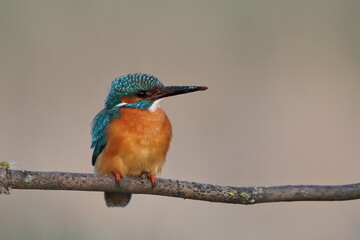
left=147, top=173, right=157, bottom=188
left=141, top=171, right=157, bottom=188
left=114, top=172, right=122, bottom=187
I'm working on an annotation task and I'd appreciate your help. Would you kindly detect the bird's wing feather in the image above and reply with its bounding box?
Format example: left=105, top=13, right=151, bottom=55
left=91, top=108, right=120, bottom=166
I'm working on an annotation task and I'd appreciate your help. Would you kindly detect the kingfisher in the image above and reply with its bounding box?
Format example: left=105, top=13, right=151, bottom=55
left=91, top=73, right=207, bottom=207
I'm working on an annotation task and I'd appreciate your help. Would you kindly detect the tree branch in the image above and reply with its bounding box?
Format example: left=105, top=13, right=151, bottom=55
left=1, top=169, right=360, bottom=204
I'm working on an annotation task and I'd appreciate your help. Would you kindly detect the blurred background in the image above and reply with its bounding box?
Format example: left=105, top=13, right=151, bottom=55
left=1, top=1, right=360, bottom=239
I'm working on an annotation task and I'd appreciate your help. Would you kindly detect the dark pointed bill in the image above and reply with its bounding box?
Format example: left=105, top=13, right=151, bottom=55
left=149, top=86, right=208, bottom=100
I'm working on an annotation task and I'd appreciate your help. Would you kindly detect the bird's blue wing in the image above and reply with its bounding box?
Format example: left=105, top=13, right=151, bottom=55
left=91, top=108, right=110, bottom=166
left=91, top=107, right=121, bottom=166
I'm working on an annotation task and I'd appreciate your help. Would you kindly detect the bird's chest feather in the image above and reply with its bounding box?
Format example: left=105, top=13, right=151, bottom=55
left=95, top=107, right=172, bottom=176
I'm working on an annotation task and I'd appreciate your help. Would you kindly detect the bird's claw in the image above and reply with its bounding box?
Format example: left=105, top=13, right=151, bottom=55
left=140, top=171, right=157, bottom=188
left=115, top=172, right=122, bottom=187
left=147, top=173, right=157, bottom=188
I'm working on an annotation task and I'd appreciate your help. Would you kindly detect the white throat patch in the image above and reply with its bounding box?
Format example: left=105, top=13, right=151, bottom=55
left=148, top=99, right=163, bottom=112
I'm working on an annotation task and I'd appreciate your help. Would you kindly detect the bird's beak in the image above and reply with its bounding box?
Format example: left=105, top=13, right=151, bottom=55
left=149, top=85, right=208, bottom=100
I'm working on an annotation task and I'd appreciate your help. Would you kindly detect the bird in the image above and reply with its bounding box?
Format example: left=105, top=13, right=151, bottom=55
left=91, top=73, right=207, bottom=207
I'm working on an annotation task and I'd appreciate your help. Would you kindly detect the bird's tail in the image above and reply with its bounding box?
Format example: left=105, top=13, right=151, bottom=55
left=104, top=192, right=132, bottom=207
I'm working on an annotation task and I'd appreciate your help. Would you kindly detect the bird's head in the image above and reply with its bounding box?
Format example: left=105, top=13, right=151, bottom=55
left=105, top=73, right=207, bottom=111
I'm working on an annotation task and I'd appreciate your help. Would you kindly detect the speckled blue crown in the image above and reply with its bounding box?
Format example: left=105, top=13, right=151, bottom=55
left=105, top=73, right=164, bottom=108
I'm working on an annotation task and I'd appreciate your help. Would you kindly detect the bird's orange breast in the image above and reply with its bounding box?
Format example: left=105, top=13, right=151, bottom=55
left=94, top=107, right=172, bottom=177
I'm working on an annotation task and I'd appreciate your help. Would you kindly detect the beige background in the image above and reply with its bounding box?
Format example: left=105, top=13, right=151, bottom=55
left=1, top=1, right=360, bottom=239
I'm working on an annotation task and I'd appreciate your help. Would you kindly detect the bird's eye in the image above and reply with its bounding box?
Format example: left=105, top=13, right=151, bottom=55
left=136, top=91, right=149, bottom=98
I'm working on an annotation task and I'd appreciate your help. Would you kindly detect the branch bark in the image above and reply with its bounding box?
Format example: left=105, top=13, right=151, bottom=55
left=1, top=169, right=360, bottom=204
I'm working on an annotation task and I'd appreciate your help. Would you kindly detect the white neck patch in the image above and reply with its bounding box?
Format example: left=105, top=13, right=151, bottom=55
left=115, top=102, right=127, bottom=107
left=148, top=99, right=163, bottom=112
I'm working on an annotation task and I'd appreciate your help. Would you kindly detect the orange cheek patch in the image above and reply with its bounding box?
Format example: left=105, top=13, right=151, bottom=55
left=121, top=96, right=142, bottom=103
left=143, top=89, right=162, bottom=100
left=148, top=89, right=161, bottom=95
